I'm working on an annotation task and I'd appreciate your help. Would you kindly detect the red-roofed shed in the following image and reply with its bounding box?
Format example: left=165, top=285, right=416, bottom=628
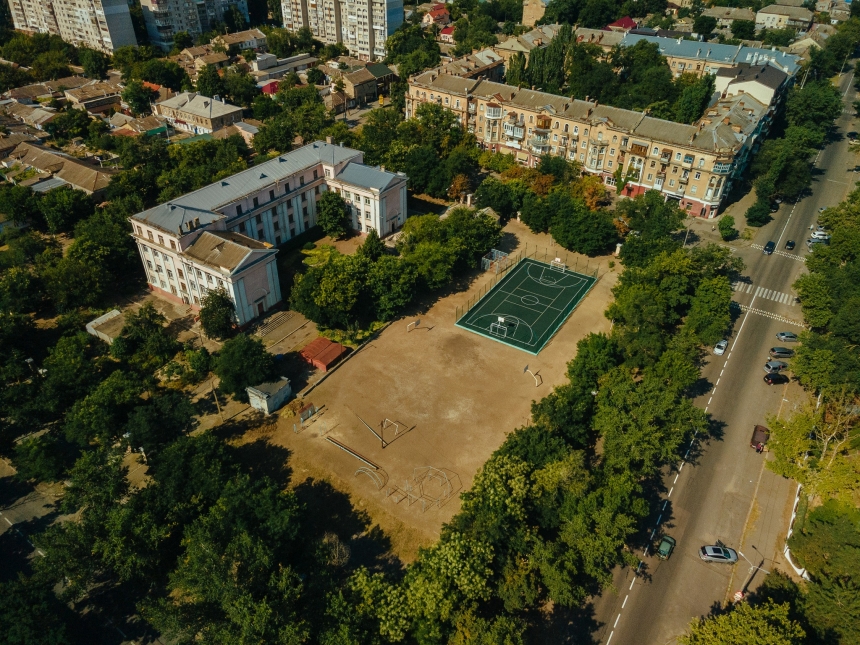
left=300, top=337, right=349, bottom=371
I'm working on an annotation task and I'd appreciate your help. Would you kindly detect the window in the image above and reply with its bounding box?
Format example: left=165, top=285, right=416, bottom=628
left=650, top=161, right=656, bottom=168
left=698, top=158, right=705, bottom=168
left=607, top=161, right=613, bottom=168
left=288, top=213, right=294, bottom=223
left=455, top=99, right=460, bottom=108
left=529, top=115, right=533, bottom=123
left=364, top=196, right=370, bottom=205
left=156, top=264, right=163, bottom=273
left=206, top=273, right=213, bottom=283
left=444, top=97, right=449, bottom=104
left=563, top=124, right=569, bottom=133
left=236, top=204, right=243, bottom=215
left=178, top=269, right=184, bottom=278
left=690, top=186, right=698, bottom=194
left=180, top=282, right=187, bottom=292
left=256, top=214, right=262, bottom=225
left=273, top=218, right=280, bottom=231
left=479, top=104, right=484, bottom=111
left=269, top=189, right=275, bottom=200
left=285, top=181, right=290, bottom=192
left=344, top=191, right=351, bottom=199
left=553, top=134, right=558, bottom=141
left=579, top=153, right=584, bottom=161
left=584, top=129, right=588, bottom=136
left=146, top=260, right=153, bottom=269
left=302, top=192, right=307, bottom=202
left=675, top=152, right=681, bottom=160
left=167, top=269, right=173, bottom=278
left=694, top=172, right=701, bottom=180
left=193, top=296, right=200, bottom=305
left=303, top=206, right=308, bottom=217
left=218, top=279, right=224, bottom=288
left=136, top=226, right=142, bottom=235
left=647, top=173, right=653, bottom=181
left=365, top=210, right=371, bottom=219
left=610, top=148, right=616, bottom=156
left=300, top=176, right=305, bottom=186
left=669, top=179, right=675, bottom=187
left=160, top=280, right=166, bottom=289
left=196, top=270, right=203, bottom=278
left=170, top=239, right=176, bottom=250
left=157, top=235, right=164, bottom=245
left=554, top=121, right=559, bottom=128
left=313, top=169, right=318, bottom=179
left=253, top=196, right=259, bottom=208
left=142, top=245, right=150, bottom=254
left=325, top=168, right=331, bottom=177
left=315, top=185, right=320, bottom=195
left=581, top=141, right=587, bottom=148
left=147, top=230, right=154, bottom=241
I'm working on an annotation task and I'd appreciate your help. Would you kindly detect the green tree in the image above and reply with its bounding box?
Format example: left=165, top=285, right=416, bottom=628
left=31, top=50, right=71, bottom=81
left=356, top=228, right=386, bottom=261
left=684, top=276, right=733, bottom=346
left=731, top=19, right=756, bottom=40
left=196, top=63, right=225, bottom=98
left=692, top=15, right=717, bottom=35
left=253, top=113, right=295, bottom=153
left=718, top=214, right=737, bottom=241
left=474, top=177, right=516, bottom=219
left=0, top=575, right=72, bottom=645
left=550, top=202, right=617, bottom=256
left=199, top=287, right=236, bottom=340
left=64, top=370, right=143, bottom=446
left=126, top=390, right=196, bottom=454
left=43, top=108, right=92, bottom=142
left=317, top=190, right=352, bottom=239
left=367, top=255, right=417, bottom=321
left=680, top=601, right=805, bottom=645
left=306, top=66, right=325, bottom=84
left=121, top=79, right=158, bottom=116
left=78, top=47, right=110, bottom=79
left=172, top=31, right=194, bottom=50
left=12, top=432, right=78, bottom=482
left=222, top=67, right=259, bottom=107
left=786, top=80, right=843, bottom=134
left=111, top=302, right=180, bottom=370
left=745, top=199, right=772, bottom=227
left=37, top=186, right=94, bottom=233
left=214, top=333, right=274, bottom=401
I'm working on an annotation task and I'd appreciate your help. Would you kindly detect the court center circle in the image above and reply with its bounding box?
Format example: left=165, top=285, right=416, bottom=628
left=521, top=295, right=540, bottom=306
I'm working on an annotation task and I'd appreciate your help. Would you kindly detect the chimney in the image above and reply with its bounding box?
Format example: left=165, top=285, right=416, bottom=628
left=723, top=116, right=730, bottom=124
left=380, top=165, right=385, bottom=171
left=326, top=135, right=333, bottom=144
left=585, top=95, right=590, bottom=102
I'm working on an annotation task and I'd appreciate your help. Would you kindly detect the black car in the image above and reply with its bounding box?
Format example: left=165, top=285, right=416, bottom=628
left=764, top=373, right=789, bottom=385
left=770, top=202, right=780, bottom=213
left=785, top=240, right=795, bottom=250
left=763, top=241, right=776, bottom=255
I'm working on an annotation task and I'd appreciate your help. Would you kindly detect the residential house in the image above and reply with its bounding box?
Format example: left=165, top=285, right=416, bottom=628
left=366, top=62, right=397, bottom=95
left=3, top=76, right=91, bottom=104
left=342, top=68, right=378, bottom=106
left=433, top=48, right=505, bottom=81
left=64, top=82, right=123, bottom=115
left=493, top=24, right=563, bottom=64
left=211, top=28, right=268, bottom=52
left=713, top=62, right=790, bottom=107
left=193, top=52, right=230, bottom=75
left=829, top=2, right=851, bottom=22
left=249, top=52, right=318, bottom=83
left=1, top=142, right=114, bottom=197
left=153, top=92, right=244, bottom=135
left=129, top=140, right=407, bottom=316
left=755, top=4, right=814, bottom=30
left=109, top=113, right=169, bottom=137
left=423, top=4, right=451, bottom=26
left=2, top=102, right=59, bottom=131
left=606, top=16, right=638, bottom=32
left=211, top=120, right=262, bottom=146
left=702, top=6, right=757, bottom=27
left=439, top=25, right=456, bottom=43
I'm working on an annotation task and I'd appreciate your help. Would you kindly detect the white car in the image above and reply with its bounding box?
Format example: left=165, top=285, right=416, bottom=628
left=714, top=340, right=728, bottom=355
left=811, top=231, right=831, bottom=240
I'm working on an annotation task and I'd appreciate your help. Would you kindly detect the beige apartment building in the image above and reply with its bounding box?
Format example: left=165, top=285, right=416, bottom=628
left=755, top=4, right=814, bottom=30
left=406, top=72, right=780, bottom=218
left=153, top=92, right=243, bottom=135
left=7, top=0, right=137, bottom=52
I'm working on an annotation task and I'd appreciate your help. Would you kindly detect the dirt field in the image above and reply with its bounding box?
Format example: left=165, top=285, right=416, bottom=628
left=266, top=219, right=619, bottom=561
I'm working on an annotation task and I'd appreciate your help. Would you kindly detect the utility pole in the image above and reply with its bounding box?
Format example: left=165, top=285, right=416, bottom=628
left=211, top=378, right=224, bottom=422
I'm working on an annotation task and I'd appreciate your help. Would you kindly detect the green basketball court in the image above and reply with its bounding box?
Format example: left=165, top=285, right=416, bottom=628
left=456, top=258, right=597, bottom=355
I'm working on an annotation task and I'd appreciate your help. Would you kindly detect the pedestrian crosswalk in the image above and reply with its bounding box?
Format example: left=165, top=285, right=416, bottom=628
left=731, top=281, right=797, bottom=306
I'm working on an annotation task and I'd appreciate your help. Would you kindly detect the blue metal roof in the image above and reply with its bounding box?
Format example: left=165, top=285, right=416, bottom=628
left=335, top=162, right=404, bottom=192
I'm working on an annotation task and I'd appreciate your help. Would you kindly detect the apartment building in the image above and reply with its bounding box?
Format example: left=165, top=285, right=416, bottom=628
left=140, top=0, right=250, bottom=51
left=522, top=0, right=550, bottom=27
left=211, top=27, right=267, bottom=51
left=494, top=24, right=563, bottom=64
left=153, top=92, right=244, bottom=135
left=7, top=0, right=137, bottom=53
left=280, top=0, right=403, bottom=60
left=406, top=72, right=785, bottom=218
left=702, top=6, right=757, bottom=27
left=130, top=140, right=407, bottom=315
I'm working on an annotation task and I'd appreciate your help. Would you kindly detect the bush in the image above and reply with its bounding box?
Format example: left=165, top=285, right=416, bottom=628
left=745, top=200, right=772, bottom=227
left=718, top=214, right=737, bottom=240
left=214, top=333, right=275, bottom=402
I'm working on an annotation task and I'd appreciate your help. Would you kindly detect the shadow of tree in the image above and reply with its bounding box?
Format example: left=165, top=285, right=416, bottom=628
left=230, top=439, right=293, bottom=488
left=529, top=600, right=604, bottom=644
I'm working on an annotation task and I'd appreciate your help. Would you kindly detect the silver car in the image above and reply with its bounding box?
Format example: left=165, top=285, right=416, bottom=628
left=699, top=545, right=738, bottom=563
left=713, top=340, right=728, bottom=355
left=776, top=332, right=798, bottom=342
left=764, top=360, right=789, bottom=373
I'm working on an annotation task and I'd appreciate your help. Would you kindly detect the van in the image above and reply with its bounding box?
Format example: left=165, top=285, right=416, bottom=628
left=763, top=241, right=776, bottom=255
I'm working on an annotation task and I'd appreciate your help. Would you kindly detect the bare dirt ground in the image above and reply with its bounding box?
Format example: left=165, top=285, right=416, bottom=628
left=262, top=219, right=620, bottom=562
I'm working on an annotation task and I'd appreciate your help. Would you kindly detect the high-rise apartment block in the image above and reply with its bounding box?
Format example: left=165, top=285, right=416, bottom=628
left=280, top=0, right=403, bottom=60
left=6, top=0, right=137, bottom=53
left=139, top=0, right=250, bottom=50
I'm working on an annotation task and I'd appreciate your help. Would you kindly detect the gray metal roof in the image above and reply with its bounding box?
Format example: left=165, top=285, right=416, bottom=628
left=618, top=34, right=801, bottom=74
left=335, top=163, right=404, bottom=191
left=132, top=141, right=363, bottom=234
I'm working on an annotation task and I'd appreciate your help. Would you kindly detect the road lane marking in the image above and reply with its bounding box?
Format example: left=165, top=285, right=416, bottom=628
left=668, top=486, right=674, bottom=497
left=607, top=631, right=614, bottom=645
left=708, top=397, right=712, bottom=405
left=674, top=473, right=679, bottom=483
left=679, top=462, right=684, bottom=471
left=630, top=578, right=636, bottom=590
left=650, top=529, right=656, bottom=539
left=716, top=378, right=720, bottom=385
left=663, top=500, right=668, bottom=510
left=614, top=614, right=621, bottom=628
left=3, top=517, right=10, bottom=526
left=622, top=595, right=629, bottom=608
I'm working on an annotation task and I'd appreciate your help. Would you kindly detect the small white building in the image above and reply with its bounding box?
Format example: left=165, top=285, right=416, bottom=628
left=247, top=376, right=292, bottom=414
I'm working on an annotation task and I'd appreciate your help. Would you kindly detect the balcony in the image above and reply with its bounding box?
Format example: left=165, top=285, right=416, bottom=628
left=535, top=116, right=551, bottom=131
left=713, top=162, right=732, bottom=174
left=486, top=104, right=503, bottom=119
left=630, top=143, right=648, bottom=157
left=467, top=103, right=476, bottom=113
left=682, top=155, right=694, bottom=167
left=503, top=122, right=524, bottom=140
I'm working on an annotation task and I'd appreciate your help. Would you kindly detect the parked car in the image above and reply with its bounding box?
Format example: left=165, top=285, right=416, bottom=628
left=785, top=240, right=795, bottom=250
left=657, top=535, right=676, bottom=560
left=770, top=347, right=795, bottom=358
left=807, top=238, right=829, bottom=249
left=763, top=241, right=776, bottom=255
left=811, top=231, right=831, bottom=240
left=770, top=202, right=780, bottom=213
left=819, top=207, right=827, bottom=213
left=776, top=331, right=798, bottom=342
left=764, top=373, right=790, bottom=385
left=764, top=360, right=789, bottom=373
left=714, top=339, right=728, bottom=355
left=848, top=131, right=858, bottom=143
left=751, top=425, right=770, bottom=449
left=699, top=545, right=738, bottom=563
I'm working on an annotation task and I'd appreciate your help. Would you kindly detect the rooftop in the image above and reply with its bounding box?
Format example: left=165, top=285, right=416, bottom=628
left=3, top=142, right=114, bottom=193
left=156, top=92, right=243, bottom=119
left=715, top=62, right=789, bottom=89
left=335, top=163, right=405, bottom=192
left=214, top=28, right=267, bottom=45
left=65, top=82, right=123, bottom=102
left=132, top=141, right=363, bottom=234
left=183, top=230, right=271, bottom=273
left=757, top=4, right=814, bottom=19
left=247, top=376, right=291, bottom=397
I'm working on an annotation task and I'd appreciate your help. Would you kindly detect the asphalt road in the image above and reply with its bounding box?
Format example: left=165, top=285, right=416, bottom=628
left=592, top=69, right=859, bottom=645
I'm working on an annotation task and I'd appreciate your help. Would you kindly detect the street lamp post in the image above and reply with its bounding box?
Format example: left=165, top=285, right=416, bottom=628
left=737, top=547, right=770, bottom=598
